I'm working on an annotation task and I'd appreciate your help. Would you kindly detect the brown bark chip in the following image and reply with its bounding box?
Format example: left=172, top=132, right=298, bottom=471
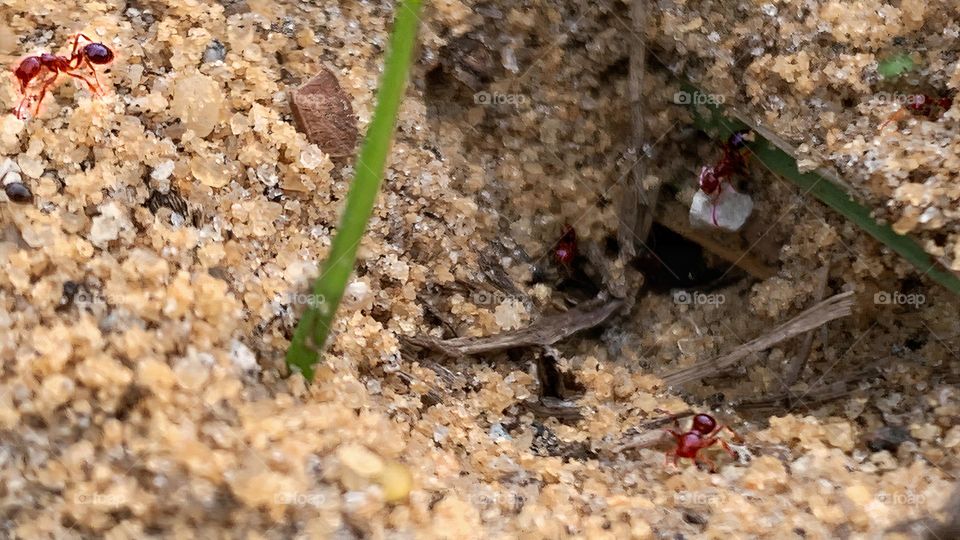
left=289, top=67, right=359, bottom=157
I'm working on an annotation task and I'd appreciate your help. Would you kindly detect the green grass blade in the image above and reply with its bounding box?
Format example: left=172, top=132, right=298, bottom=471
left=286, top=0, right=423, bottom=379
left=877, top=53, right=914, bottom=79
left=682, top=84, right=960, bottom=296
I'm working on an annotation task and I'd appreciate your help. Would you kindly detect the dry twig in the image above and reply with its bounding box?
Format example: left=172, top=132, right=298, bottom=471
left=659, top=291, right=855, bottom=387
left=618, top=0, right=653, bottom=257
left=782, top=263, right=831, bottom=386
left=406, top=297, right=624, bottom=357
left=609, top=410, right=694, bottom=453
left=735, top=365, right=881, bottom=413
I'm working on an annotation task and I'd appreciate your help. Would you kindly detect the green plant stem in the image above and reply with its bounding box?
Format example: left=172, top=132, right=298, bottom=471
left=286, top=0, right=423, bottom=379
left=682, top=85, right=960, bottom=296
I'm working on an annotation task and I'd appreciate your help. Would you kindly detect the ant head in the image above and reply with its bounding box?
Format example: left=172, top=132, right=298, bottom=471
left=691, top=414, right=717, bottom=434
left=698, top=166, right=720, bottom=194
left=83, top=43, right=114, bottom=65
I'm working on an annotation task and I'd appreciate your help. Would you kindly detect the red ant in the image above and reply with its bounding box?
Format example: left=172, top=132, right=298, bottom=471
left=552, top=225, right=577, bottom=269
left=12, top=33, right=114, bottom=120
left=664, top=412, right=743, bottom=472
left=697, top=130, right=752, bottom=227
left=880, top=93, right=954, bottom=130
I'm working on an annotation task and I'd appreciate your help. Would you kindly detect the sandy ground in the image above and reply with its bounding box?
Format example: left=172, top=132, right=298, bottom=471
left=0, top=0, right=958, bottom=538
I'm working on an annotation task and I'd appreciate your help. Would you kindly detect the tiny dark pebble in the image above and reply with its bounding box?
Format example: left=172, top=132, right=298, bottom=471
left=4, top=183, right=33, bottom=204
left=208, top=267, right=230, bottom=282
left=866, top=425, right=913, bottom=453
left=56, top=281, right=81, bottom=312
left=682, top=511, right=707, bottom=526
left=62, top=281, right=79, bottom=300
left=219, top=0, right=249, bottom=17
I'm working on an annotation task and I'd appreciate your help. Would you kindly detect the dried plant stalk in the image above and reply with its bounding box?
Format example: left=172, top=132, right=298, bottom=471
left=782, top=263, right=831, bottom=386
left=617, top=0, right=653, bottom=257
left=407, top=297, right=623, bottom=357
left=660, top=291, right=854, bottom=387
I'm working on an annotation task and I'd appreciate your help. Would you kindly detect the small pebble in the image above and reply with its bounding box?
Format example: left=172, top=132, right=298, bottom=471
left=202, top=40, right=226, bottom=63
left=151, top=160, right=175, bottom=182
left=170, top=73, right=224, bottom=138
left=866, top=425, right=913, bottom=453
left=488, top=422, right=512, bottom=442
left=4, top=183, right=33, bottom=204
left=289, top=67, right=358, bottom=157
left=337, top=444, right=384, bottom=478
left=377, top=462, right=412, bottom=503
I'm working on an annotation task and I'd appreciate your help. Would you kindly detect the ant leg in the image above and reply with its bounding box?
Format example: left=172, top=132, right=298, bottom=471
left=717, top=438, right=738, bottom=460
left=68, top=33, right=96, bottom=67
left=663, top=451, right=682, bottom=471
left=14, top=93, right=33, bottom=120
left=700, top=454, right=718, bottom=473
left=64, top=70, right=101, bottom=96
left=706, top=423, right=744, bottom=445
left=702, top=435, right=739, bottom=463
left=84, top=58, right=106, bottom=95
left=30, top=73, right=61, bottom=117
left=880, top=109, right=907, bottom=131
left=13, top=78, right=39, bottom=119
left=722, top=424, right=744, bottom=443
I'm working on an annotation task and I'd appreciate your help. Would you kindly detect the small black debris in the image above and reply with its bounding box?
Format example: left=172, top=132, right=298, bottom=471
left=145, top=189, right=195, bottom=225
left=57, top=281, right=80, bottom=311
left=4, top=183, right=33, bottom=204
left=866, top=425, right=913, bottom=453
